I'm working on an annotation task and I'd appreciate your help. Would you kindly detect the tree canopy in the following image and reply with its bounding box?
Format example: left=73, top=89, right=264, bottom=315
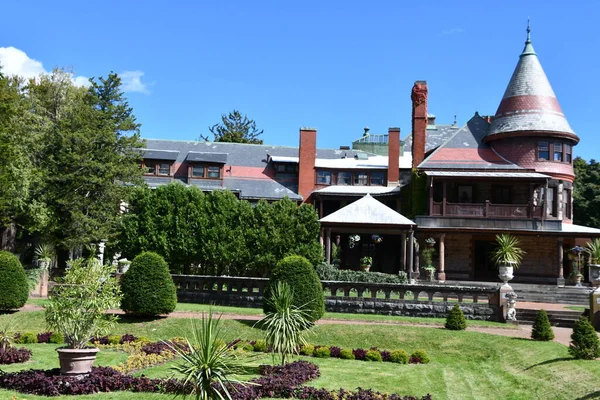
left=201, top=110, right=264, bottom=144
left=573, top=156, right=600, bottom=228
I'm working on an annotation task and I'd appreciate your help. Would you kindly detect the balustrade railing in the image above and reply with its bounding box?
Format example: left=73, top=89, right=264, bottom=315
left=431, top=200, right=541, bottom=219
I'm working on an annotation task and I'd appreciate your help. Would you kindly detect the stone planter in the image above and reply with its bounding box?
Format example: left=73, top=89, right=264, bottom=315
left=498, top=263, right=516, bottom=285
left=589, top=264, right=600, bottom=287
left=360, top=265, right=371, bottom=272
left=57, top=347, right=100, bottom=376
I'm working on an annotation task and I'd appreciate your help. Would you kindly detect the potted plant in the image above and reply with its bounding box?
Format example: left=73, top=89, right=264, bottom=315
left=45, top=255, right=121, bottom=376
left=585, top=239, right=600, bottom=287
left=34, top=243, right=55, bottom=270
left=491, top=234, right=525, bottom=285
left=569, top=246, right=585, bottom=286
left=359, top=256, right=372, bottom=272
left=421, top=238, right=437, bottom=281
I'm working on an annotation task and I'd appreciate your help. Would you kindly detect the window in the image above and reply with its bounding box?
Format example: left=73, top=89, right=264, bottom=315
left=192, top=165, right=205, bottom=177
left=158, top=163, right=170, bottom=175
left=144, top=162, right=156, bottom=174
left=564, top=189, right=572, bottom=219
left=317, top=171, right=331, bottom=184
left=276, top=164, right=285, bottom=172
left=458, top=185, right=473, bottom=203
left=565, top=144, right=572, bottom=163
left=371, top=172, right=384, bottom=186
left=492, top=186, right=511, bottom=204
left=538, top=142, right=549, bottom=160
left=553, top=142, right=563, bottom=162
left=354, top=172, right=368, bottom=185
left=545, top=187, right=555, bottom=217
left=337, top=171, right=351, bottom=185
left=207, top=166, right=220, bottom=178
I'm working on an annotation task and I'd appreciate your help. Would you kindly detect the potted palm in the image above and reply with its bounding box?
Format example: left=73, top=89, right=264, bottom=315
left=34, top=243, right=55, bottom=270
left=491, top=234, right=525, bottom=285
left=45, top=255, right=121, bottom=375
left=569, top=246, right=585, bottom=286
left=585, top=239, right=600, bottom=287
left=359, top=256, right=373, bottom=272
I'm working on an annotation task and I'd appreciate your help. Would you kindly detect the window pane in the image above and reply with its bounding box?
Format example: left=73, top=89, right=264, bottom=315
left=145, top=162, right=156, bottom=174
left=317, top=171, right=331, bottom=184
left=371, top=172, right=384, bottom=185
left=538, top=141, right=549, bottom=160
left=565, top=144, right=572, bottom=163
left=207, top=166, right=220, bottom=178
left=192, top=165, right=204, bottom=177
left=546, top=187, right=554, bottom=216
left=354, top=172, right=368, bottom=185
left=158, top=163, right=170, bottom=175
left=337, top=172, right=351, bottom=185
left=276, top=164, right=285, bottom=172
left=554, top=142, right=563, bottom=161
left=564, top=189, right=572, bottom=219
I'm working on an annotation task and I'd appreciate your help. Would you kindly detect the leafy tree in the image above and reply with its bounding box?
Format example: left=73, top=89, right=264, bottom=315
left=574, top=157, right=600, bottom=228
left=201, top=110, right=264, bottom=144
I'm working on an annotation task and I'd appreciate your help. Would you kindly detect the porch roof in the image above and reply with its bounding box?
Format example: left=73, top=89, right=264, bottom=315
left=320, top=194, right=415, bottom=226
left=561, top=223, right=600, bottom=235
left=424, top=171, right=551, bottom=179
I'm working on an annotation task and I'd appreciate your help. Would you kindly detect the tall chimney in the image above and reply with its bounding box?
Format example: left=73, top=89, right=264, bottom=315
left=387, top=127, right=400, bottom=186
left=298, top=127, right=317, bottom=203
left=411, top=81, right=428, bottom=168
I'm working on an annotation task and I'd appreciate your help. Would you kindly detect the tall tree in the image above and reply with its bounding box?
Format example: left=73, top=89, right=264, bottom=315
left=574, top=156, right=600, bottom=228
left=201, top=110, right=264, bottom=144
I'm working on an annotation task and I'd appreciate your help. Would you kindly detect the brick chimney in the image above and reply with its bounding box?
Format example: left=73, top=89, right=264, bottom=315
left=411, top=81, right=428, bottom=168
left=387, top=127, right=400, bottom=186
left=298, top=127, right=317, bottom=203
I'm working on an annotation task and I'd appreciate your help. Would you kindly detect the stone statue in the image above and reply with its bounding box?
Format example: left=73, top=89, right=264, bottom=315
left=505, top=292, right=518, bottom=321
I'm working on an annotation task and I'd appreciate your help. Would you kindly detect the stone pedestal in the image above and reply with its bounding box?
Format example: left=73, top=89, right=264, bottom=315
left=499, top=284, right=514, bottom=322
left=556, top=277, right=565, bottom=287
left=590, top=287, right=600, bottom=331
left=31, top=269, right=49, bottom=297
left=437, top=272, right=446, bottom=282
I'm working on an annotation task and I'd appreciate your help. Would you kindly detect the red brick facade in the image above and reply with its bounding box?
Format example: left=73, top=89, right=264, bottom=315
left=298, top=128, right=317, bottom=202
left=411, top=81, right=428, bottom=168
left=387, top=127, right=400, bottom=186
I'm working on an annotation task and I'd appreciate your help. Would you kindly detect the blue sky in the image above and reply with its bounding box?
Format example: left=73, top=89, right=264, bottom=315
left=1, top=1, right=599, bottom=161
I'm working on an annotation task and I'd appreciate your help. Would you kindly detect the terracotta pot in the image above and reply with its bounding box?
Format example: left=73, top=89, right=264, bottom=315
left=57, top=347, right=99, bottom=376
left=589, top=264, right=600, bottom=287
left=498, top=263, right=515, bottom=285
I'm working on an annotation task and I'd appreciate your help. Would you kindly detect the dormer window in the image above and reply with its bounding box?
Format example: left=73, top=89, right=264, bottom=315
left=192, top=165, right=205, bottom=177
left=317, top=171, right=332, bottom=185
left=143, top=160, right=172, bottom=176
left=190, top=164, right=221, bottom=179
left=371, top=172, right=384, bottom=186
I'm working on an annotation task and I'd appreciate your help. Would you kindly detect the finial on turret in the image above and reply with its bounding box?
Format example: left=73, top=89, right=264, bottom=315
left=520, top=18, right=536, bottom=57
left=526, top=18, right=531, bottom=43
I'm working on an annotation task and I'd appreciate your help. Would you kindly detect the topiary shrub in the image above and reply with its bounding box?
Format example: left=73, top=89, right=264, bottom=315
left=300, top=344, right=315, bottom=356
left=264, top=255, right=324, bottom=322
left=365, top=350, right=383, bottom=362
left=234, top=341, right=255, bottom=352
left=0, top=251, right=29, bottom=311
left=445, top=304, right=467, bottom=330
left=49, top=332, right=64, bottom=344
left=339, top=348, right=355, bottom=360
left=531, top=310, right=555, bottom=341
left=15, top=332, right=37, bottom=344
left=313, top=346, right=331, bottom=358
left=253, top=340, right=267, bottom=353
left=389, top=349, right=409, bottom=364
left=410, top=350, right=430, bottom=364
left=108, top=335, right=122, bottom=345
left=569, top=316, right=600, bottom=360
left=120, top=252, right=177, bottom=316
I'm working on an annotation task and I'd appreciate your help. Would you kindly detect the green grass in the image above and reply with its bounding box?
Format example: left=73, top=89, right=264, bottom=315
left=565, top=306, right=587, bottom=312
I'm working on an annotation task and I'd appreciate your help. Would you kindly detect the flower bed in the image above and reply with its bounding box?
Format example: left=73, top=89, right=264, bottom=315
left=0, top=347, right=32, bottom=364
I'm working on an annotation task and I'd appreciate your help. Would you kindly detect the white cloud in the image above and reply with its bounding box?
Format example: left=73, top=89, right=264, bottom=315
left=442, top=28, right=465, bottom=36
left=0, top=46, right=150, bottom=94
left=120, top=70, right=151, bottom=95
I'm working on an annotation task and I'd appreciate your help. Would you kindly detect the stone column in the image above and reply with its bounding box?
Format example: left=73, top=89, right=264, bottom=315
left=401, top=232, right=407, bottom=272
left=557, top=237, right=565, bottom=287
left=319, top=228, right=324, bottom=247
left=438, top=234, right=446, bottom=282
left=325, top=228, right=332, bottom=265
left=407, top=230, right=414, bottom=282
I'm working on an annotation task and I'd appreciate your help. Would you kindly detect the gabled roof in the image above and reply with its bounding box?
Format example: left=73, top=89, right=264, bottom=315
left=403, top=124, right=459, bottom=153
left=320, top=194, right=415, bottom=226
left=418, top=115, right=522, bottom=170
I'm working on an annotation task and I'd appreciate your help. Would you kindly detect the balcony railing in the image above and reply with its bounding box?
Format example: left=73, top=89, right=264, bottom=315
left=431, top=201, right=545, bottom=219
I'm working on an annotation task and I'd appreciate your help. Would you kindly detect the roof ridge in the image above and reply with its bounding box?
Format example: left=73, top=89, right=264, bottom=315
left=417, top=121, right=470, bottom=168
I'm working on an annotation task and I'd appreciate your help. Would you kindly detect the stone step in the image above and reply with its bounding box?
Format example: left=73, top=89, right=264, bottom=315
left=516, top=308, right=584, bottom=328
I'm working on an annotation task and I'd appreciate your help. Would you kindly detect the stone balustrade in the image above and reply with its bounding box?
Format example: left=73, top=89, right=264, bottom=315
left=171, top=275, right=501, bottom=321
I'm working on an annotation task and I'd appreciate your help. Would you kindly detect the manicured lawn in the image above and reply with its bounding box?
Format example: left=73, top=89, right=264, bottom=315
left=565, top=305, right=588, bottom=312
left=2, top=308, right=600, bottom=399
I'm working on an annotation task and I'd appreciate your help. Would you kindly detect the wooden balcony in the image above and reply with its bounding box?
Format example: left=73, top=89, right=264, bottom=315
left=431, top=200, right=544, bottom=219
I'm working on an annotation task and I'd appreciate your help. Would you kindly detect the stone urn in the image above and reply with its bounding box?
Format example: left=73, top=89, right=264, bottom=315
left=589, top=264, right=600, bottom=287
left=57, top=348, right=100, bottom=376
left=498, top=262, right=516, bottom=285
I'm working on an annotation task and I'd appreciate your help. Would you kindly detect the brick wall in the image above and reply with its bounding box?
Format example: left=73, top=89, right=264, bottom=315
left=445, top=234, right=472, bottom=278
left=298, top=128, right=317, bottom=202
left=387, top=128, right=400, bottom=185
left=411, top=81, right=428, bottom=168
left=516, top=235, right=558, bottom=279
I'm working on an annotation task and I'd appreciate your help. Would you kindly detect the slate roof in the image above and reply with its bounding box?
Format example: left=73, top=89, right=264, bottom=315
left=320, top=194, right=415, bottom=226
left=186, top=152, right=228, bottom=163
left=140, top=149, right=180, bottom=161
left=487, top=30, right=576, bottom=138
left=418, top=115, right=523, bottom=170
left=403, top=124, right=459, bottom=153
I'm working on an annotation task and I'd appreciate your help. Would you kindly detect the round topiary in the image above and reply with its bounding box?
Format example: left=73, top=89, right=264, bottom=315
left=569, top=316, right=600, bottom=360
left=264, top=255, right=324, bottom=322
left=120, top=252, right=177, bottom=316
left=313, top=346, right=331, bottom=358
left=410, top=349, right=430, bottom=364
left=0, top=251, right=29, bottom=311
left=389, top=349, right=409, bottom=364
left=365, top=349, right=383, bottom=362
left=445, top=304, right=467, bottom=330
left=300, top=343, right=315, bottom=356
left=531, top=310, right=555, bottom=341
left=339, top=348, right=355, bottom=360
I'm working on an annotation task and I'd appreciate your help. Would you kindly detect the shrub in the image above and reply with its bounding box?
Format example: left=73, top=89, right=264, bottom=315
left=329, top=346, right=341, bottom=358
left=120, top=252, right=177, bottom=316
left=315, top=262, right=408, bottom=284
left=313, top=346, right=331, bottom=358
left=135, top=336, right=152, bottom=345
left=410, top=350, right=430, bottom=364
left=15, top=332, right=37, bottom=344
left=300, top=344, right=315, bottom=356
left=0, top=347, right=32, bottom=364
left=108, top=335, right=122, bottom=345
left=339, top=348, right=355, bottom=360
left=0, top=251, right=29, bottom=311
left=531, top=310, right=555, bottom=341
left=234, top=341, right=254, bottom=352
left=365, top=350, right=383, bottom=362
left=389, top=349, right=409, bottom=364
left=353, top=348, right=367, bottom=360
left=37, top=332, right=53, bottom=343
left=120, top=334, right=137, bottom=344
left=445, top=304, right=467, bottom=330
left=264, top=255, right=325, bottom=322
left=253, top=340, right=267, bottom=353
left=569, top=316, right=600, bottom=360
left=49, top=332, right=64, bottom=344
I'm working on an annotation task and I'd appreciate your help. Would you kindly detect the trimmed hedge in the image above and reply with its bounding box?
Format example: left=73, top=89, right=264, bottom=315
left=531, top=310, right=554, bottom=341
left=264, top=255, right=325, bottom=322
left=0, top=251, right=29, bottom=310
left=315, top=262, right=408, bottom=284
left=120, top=252, right=177, bottom=316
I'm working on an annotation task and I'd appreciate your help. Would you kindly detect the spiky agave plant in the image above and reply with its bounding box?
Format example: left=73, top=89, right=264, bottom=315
left=491, top=233, right=526, bottom=268
left=168, top=311, right=256, bottom=400
left=258, top=281, right=313, bottom=365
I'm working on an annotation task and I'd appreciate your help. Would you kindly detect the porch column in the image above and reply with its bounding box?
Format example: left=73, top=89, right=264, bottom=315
left=401, top=232, right=407, bottom=272
left=442, top=181, right=447, bottom=216
left=319, top=228, right=324, bottom=247
left=438, top=233, right=446, bottom=282
left=557, top=237, right=565, bottom=287
left=325, top=228, right=332, bottom=264
left=407, top=230, right=414, bottom=281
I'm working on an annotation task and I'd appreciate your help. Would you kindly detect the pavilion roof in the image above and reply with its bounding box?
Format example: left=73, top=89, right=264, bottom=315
left=320, top=194, right=415, bottom=226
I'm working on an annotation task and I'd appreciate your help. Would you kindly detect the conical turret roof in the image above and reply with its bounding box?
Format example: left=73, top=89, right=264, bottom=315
left=487, top=25, right=577, bottom=140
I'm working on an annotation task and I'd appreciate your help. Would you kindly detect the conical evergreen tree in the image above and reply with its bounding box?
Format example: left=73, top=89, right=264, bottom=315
left=531, top=310, right=555, bottom=341
left=445, top=304, right=467, bottom=330
left=569, top=316, right=600, bottom=359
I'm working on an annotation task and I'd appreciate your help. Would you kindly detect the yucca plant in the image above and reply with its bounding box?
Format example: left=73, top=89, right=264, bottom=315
left=257, top=281, right=313, bottom=365
left=491, top=233, right=526, bottom=269
left=168, top=312, right=256, bottom=400
left=585, top=238, right=600, bottom=264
